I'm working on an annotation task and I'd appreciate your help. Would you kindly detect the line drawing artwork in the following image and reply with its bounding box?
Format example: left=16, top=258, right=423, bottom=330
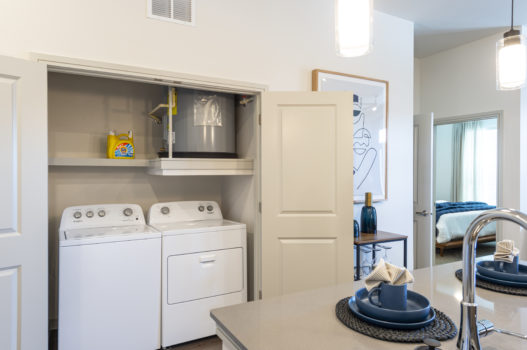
left=353, top=94, right=377, bottom=189
left=313, top=69, right=387, bottom=201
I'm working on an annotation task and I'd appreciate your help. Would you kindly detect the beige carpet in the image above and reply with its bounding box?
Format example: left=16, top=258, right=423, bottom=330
left=434, top=241, right=496, bottom=266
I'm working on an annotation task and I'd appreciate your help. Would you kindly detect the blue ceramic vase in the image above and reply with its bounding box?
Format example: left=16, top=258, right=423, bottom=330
left=360, top=192, right=377, bottom=234
left=354, top=220, right=360, bottom=237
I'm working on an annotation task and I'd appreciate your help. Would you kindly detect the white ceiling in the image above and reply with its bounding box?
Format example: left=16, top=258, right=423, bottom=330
left=375, top=0, right=527, bottom=58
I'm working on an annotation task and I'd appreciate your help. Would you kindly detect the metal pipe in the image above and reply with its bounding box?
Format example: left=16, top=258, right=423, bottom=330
left=168, top=87, right=173, bottom=159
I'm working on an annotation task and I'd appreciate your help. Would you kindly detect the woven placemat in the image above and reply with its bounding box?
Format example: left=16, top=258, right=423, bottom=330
left=455, top=269, right=527, bottom=296
left=335, top=297, right=457, bottom=343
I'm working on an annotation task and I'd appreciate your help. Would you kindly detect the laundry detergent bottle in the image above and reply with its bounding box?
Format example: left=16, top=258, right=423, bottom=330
left=107, top=130, right=135, bottom=159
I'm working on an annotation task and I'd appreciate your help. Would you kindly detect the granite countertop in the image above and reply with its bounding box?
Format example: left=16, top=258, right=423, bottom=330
left=211, top=260, right=527, bottom=350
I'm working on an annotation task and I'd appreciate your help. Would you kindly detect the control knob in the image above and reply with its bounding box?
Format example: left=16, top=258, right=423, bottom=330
left=85, top=211, right=94, bottom=218
left=198, top=205, right=205, bottom=212
left=73, top=211, right=82, bottom=219
left=98, top=210, right=106, bottom=217
left=123, top=208, right=133, bottom=217
left=161, top=206, right=170, bottom=215
left=207, top=205, right=214, bottom=212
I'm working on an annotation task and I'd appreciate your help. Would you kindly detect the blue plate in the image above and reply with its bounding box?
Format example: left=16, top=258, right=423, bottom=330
left=477, top=260, right=527, bottom=283
left=476, top=270, right=527, bottom=288
left=354, top=288, right=430, bottom=323
left=348, top=297, right=436, bottom=330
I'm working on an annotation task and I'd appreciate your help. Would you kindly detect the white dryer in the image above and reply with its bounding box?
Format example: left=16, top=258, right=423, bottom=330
left=148, top=201, right=247, bottom=347
left=58, top=204, right=161, bottom=350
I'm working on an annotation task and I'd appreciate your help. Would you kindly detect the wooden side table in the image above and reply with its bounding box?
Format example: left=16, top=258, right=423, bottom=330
left=354, top=231, right=408, bottom=281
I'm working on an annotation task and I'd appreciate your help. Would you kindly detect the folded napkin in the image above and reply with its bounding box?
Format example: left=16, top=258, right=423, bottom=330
left=494, top=240, right=519, bottom=263
left=364, top=258, right=414, bottom=291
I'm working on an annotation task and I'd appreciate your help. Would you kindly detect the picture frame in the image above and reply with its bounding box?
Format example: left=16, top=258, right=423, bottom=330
left=312, top=69, right=388, bottom=203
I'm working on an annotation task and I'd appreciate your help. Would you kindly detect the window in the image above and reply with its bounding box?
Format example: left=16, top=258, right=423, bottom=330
left=434, top=117, right=498, bottom=205
left=456, top=118, right=498, bottom=205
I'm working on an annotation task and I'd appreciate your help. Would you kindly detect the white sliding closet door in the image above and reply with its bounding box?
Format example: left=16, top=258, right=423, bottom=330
left=0, top=55, right=48, bottom=350
left=261, top=91, right=355, bottom=298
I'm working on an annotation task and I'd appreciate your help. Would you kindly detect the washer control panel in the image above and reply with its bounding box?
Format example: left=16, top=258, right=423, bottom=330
left=60, top=204, right=145, bottom=231
left=148, top=201, right=222, bottom=224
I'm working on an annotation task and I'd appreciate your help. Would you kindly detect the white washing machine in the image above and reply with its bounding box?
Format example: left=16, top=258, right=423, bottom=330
left=148, top=201, right=247, bottom=347
left=58, top=204, right=161, bottom=350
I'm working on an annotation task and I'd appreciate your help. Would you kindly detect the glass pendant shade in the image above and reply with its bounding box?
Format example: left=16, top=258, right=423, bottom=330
left=496, top=33, right=527, bottom=90
left=335, top=0, right=373, bottom=57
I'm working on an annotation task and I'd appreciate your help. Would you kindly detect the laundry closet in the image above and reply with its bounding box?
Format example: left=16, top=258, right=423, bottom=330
left=0, top=53, right=359, bottom=346
left=0, top=51, right=359, bottom=349
left=43, top=54, right=263, bottom=327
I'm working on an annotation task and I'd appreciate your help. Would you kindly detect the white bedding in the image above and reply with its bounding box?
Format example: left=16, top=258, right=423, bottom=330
left=436, top=210, right=496, bottom=244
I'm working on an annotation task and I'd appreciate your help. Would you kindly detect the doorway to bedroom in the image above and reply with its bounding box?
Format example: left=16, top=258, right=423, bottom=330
left=433, top=114, right=500, bottom=265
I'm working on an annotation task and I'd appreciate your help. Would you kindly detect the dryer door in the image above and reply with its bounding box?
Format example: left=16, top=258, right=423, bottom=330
left=167, top=247, right=243, bottom=304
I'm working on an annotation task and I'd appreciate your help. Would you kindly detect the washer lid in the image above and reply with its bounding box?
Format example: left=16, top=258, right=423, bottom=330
left=60, top=225, right=160, bottom=245
left=150, top=219, right=246, bottom=235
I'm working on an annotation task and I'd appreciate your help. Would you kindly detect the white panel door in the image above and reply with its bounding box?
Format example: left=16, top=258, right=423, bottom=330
left=0, top=55, right=47, bottom=349
left=413, top=113, right=434, bottom=268
left=261, top=92, right=355, bottom=297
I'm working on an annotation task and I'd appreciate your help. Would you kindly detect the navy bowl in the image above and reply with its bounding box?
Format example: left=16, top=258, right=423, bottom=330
left=476, top=270, right=527, bottom=287
left=477, top=260, right=527, bottom=283
left=349, top=297, right=436, bottom=330
left=354, top=287, right=430, bottom=323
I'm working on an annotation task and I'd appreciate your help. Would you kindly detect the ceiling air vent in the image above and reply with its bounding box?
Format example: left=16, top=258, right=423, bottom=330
left=148, top=0, right=195, bottom=25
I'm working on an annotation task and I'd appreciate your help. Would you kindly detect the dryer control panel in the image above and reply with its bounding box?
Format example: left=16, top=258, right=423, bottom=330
left=148, top=201, right=222, bottom=224
left=60, top=204, right=145, bottom=231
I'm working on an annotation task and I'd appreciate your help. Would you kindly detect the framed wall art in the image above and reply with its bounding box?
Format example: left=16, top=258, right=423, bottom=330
left=312, top=69, right=388, bottom=202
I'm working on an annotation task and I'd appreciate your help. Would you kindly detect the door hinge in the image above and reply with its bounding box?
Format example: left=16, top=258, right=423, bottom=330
left=258, top=202, right=262, bottom=213
left=258, top=113, right=261, bottom=125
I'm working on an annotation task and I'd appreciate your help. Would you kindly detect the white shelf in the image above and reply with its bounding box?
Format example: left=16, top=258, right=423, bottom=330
left=147, top=158, right=254, bottom=176
left=48, top=157, right=254, bottom=176
left=49, top=157, right=150, bottom=167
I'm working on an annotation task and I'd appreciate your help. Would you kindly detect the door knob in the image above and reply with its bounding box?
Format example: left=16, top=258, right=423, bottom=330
left=415, top=210, right=432, bottom=216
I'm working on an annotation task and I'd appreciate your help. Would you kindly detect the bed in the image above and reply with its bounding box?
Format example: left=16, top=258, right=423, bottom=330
left=435, top=201, right=496, bottom=256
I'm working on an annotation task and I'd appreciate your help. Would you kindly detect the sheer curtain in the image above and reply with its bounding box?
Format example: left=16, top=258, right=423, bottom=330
left=451, top=118, right=497, bottom=205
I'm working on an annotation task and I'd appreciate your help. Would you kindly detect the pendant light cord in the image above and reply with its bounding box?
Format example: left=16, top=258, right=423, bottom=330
left=511, top=0, right=514, bottom=31
left=504, top=0, right=518, bottom=37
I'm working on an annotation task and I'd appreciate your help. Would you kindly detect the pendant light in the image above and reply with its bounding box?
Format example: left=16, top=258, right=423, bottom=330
left=335, top=0, right=373, bottom=57
left=496, top=0, right=526, bottom=90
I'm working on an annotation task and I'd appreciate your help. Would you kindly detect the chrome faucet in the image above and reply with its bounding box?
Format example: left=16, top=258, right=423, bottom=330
left=457, top=208, right=527, bottom=350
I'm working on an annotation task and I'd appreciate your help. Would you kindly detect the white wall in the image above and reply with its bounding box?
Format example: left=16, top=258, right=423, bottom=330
left=0, top=0, right=415, bottom=296
left=414, top=58, right=422, bottom=115
left=434, top=124, right=453, bottom=201
left=419, top=33, right=524, bottom=253
left=520, top=25, right=527, bottom=253
left=1, top=1, right=414, bottom=92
